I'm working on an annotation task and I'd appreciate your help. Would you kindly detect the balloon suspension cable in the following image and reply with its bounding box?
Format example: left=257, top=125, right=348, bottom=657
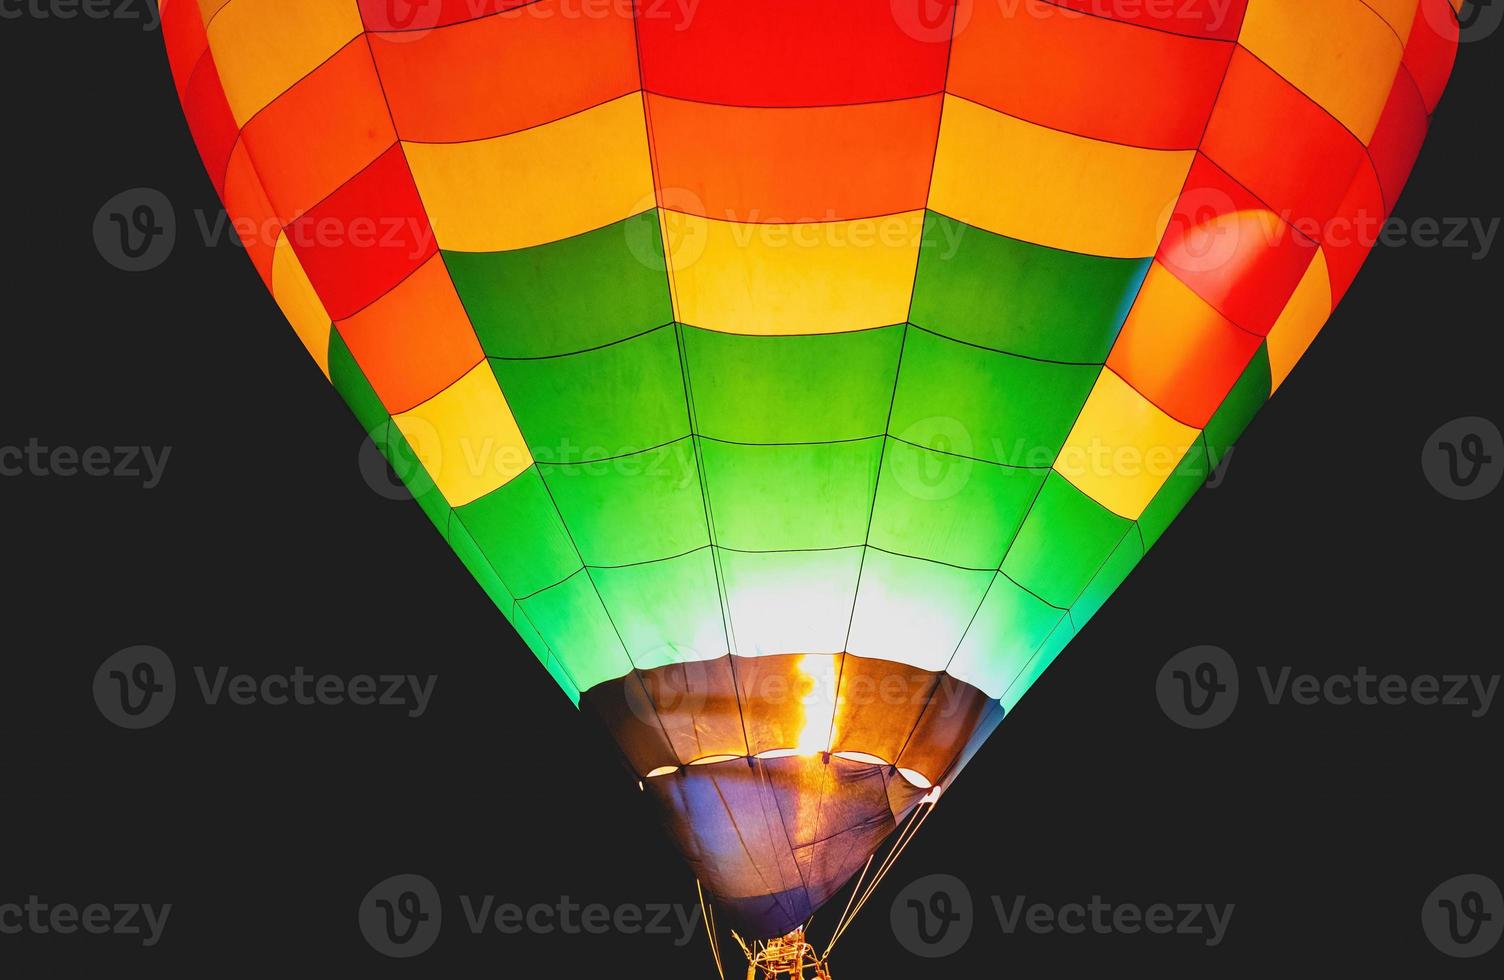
left=823, top=789, right=940, bottom=960
left=698, top=879, right=727, bottom=980
left=700, top=788, right=941, bottom=979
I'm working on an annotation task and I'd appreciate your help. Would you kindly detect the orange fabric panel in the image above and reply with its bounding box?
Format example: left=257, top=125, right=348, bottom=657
left=947, top=0, right=1234, bottom=150
left=368, top=1, right=641, bottom=143
left=1108, top=264, right=1265, bottom=428
left=1202, top=49, right=1367, bottom=236
left=1050, top=0, right=1248, bottom=40
left=646, top=95, right=942, bottom=223
left=222, top=141, right=279, bottom=287
left=241, top=38, right=397, bottom=223
left=334, top=255, right=484, bottom=414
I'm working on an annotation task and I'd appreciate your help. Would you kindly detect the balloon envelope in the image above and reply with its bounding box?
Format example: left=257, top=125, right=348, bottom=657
left=162, top=0, right=1457, bottom=940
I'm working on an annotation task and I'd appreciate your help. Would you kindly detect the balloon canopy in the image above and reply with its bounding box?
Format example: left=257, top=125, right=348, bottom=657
left=163, top=0, right=1457, bottom=944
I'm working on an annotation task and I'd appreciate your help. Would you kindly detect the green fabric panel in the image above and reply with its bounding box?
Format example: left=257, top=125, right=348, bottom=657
left=681, top=325, right=904, bottom=442
left=1071, top=527, right=1144, bottom=628
left=538, top=649, right=582, bottom=705
left=488, top=583, right=578, bottom=701
left=328, top=326, right=388, bottom=434
left=948, top=573, right=1068, bottom=699
left=451, top=516, right=581, bottom=704
left=540, top=440, right=709, bottom=566
left=330, top=329, right=446, bottom=531
left=519, top=570, right=633, bottom=690
left=719, top=547, right=863, bottom=656
left=912, top=213, right=1150, bottom=363
left=1204, top=342, right=1271, bottom=468
left=455, top=468, right=581, bottom=598
left=1137, top=434, right=1210, bottom=550
left=701, top=438, right=883, bottom=551
left=372, top=419, right=448, bottom=532
left=1000, top=613, right=1078, bottom=714
left=1000, top=472, right=1133, bottom=608
left=445, top=514, right=516, bottom=617
left=508, top=602, right=551, bottom=665
left=869, top=437, right=1047, bottom=569
left=509, top=602, right=581, bottom=704
left=592, top=550, right=727, bottom=669
left=847, top=549, right=994, bottom=670
left=443, top=211, right=673, bottom=357
left=889, top=329, right=1099, bottom=466
left=490, top=325, right=690, bottom=463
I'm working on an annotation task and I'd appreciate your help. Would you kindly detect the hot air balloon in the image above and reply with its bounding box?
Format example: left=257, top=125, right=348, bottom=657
left=161, top=0, right=1458, bottom=972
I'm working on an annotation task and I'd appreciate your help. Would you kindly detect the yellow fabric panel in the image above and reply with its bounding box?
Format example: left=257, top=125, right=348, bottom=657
left=1361, top=0, right=1421, bottom=43
left=270, top=233, right=332, bottom=377
left=403, top=94, right=655, bottom=252
left=663, top=211, right=924, bottom=334
left=1238, top=0, right=1405, bottom=144
left=393, top=363, right=532, bottom=507
left=929, top=95, right=1193, bottom=259
left=1055, top=369, right=1202, bottom=519
left=206, top=0, right=365, bottom=126
left=1266, top=249, right=1334, bottom=391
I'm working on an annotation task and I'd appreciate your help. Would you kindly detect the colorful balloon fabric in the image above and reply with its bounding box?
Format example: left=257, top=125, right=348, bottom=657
left=163, top=0, right=1459, bottom=939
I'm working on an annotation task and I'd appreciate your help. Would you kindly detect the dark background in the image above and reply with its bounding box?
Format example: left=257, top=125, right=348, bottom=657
left=2, top=7, right=1499, bottom=976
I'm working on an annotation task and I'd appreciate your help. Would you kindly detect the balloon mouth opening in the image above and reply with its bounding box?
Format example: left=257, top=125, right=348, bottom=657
left=641, top=752, right=934, bottom=789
